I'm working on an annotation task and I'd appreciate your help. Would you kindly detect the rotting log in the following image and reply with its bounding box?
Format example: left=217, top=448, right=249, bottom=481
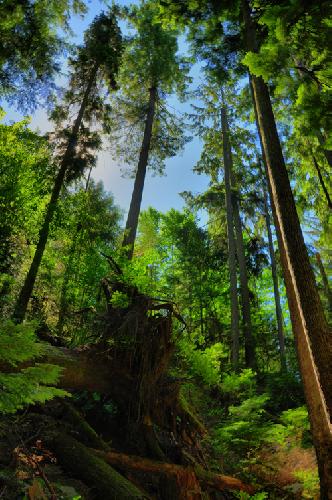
left=46, top=432, right=150, bottom=499
left=93, top=449, right=256, bottom=496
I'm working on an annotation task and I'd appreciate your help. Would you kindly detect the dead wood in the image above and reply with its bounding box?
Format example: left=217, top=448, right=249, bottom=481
left=93, top=449, right=256, bottom=496
left=45, top=432, right=149, bottom=499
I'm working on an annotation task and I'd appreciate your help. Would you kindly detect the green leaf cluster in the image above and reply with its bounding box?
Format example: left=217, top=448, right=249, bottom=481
left=0, top=320, right=69, bottom=413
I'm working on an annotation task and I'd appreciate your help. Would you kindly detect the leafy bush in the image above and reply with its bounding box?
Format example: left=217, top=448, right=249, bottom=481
left=0, top=320, right=69, bottom=413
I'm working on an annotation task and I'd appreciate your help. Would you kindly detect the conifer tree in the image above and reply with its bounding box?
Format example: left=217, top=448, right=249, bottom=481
left=13, top=11, right=122, bottom=322
left=259, top=161, right=286, bottom=370
left=107, top=1, right=190, bottom=260
left=221, top=103, right=256, bottom=370
left=189, top=81, right=258, bottom=370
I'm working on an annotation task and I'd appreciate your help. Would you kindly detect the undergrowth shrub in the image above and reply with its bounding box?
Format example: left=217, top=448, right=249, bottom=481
left=293, top=469, right=319, bottom=499
left=210, top=370, right=311, bottom=476
left=0, top=320, right=69, bottom=413
left=177, top=339, right=226, bottom=386
left=263, top=406, right=310, bottom=447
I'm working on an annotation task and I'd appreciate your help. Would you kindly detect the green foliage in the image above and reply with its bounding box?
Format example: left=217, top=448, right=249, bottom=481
left=235, top=492, right=268, bottom=500
left=263, top=406, right=310, bottom=448
left=72, top=391, right=118, bottom=417
left=221, top=369, right=256, bottom=398
left=107, top=1, right=191, bottom=176
left=178, top=339, right=226, bottom=386
left=213, top=393, right=269, bottom=455
left=0, top=118, right=52, bottom=277
left=110, top=291, right=130, bottom=309
left=0, top=320, right=68, bottom=413
left=293, top=469, right=319, bottom=499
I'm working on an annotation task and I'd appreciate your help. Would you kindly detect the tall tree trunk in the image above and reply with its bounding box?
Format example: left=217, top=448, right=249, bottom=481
left=260, top=161, right=287, bottom=370
left=221, top=105, right=256, bottom=370
left=243, top=1, right=332, bottom=496
left=12, top=64, right=99, bottom=323
left=122, top=86, right=157, bottom=260
left=312, top=154, right=332, bottom=210
left=221, top=108, right=240, bottom=371
left=232, top=192, right=256, bottom=370
left=316, top=253, right=332, bottom=315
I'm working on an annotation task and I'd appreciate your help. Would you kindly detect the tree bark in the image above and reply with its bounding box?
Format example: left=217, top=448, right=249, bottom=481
left=259, top=160, right=286, bottom=370
left=46, top=432, right=148, bottom=499
left=95, top=449, right=256, bottom=495
left=243, top=1, right=332, bottom=496
left=312, top=154, right=332, bottom=210
left=221, top=108, right=241, bottom=371
left=12, top=64, right=99, bottom=323
left=122, top=86, right=157, bottom=260
left=221, top=105, right=257, bottom=370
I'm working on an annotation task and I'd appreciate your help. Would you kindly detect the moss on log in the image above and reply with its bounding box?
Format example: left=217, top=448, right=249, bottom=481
left=47, top=432, right=149, bottom=499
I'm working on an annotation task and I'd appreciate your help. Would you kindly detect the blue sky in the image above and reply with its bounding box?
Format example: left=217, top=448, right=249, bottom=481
left=3, top=0, right=210, bottom=224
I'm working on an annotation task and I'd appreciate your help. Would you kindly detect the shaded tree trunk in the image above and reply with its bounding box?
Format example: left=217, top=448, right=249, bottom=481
left=221, top=108, right=240, bottom=370
left=12, top=64, right=99, bottom=323
left=232, top=188, right=256, bottom=370
left=221, top=105, right=256, bottom=370
left=312, top=154, right=332, bottom=210
left=122, top=86, right=157, bottom=260
left=243, top=1, right=332, bottom=496
left=259, top=160, right=286, bottom=370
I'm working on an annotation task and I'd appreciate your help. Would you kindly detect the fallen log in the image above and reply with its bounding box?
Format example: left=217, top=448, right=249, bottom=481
left=93, top=449, right=256, bottom=496
left=46, top=432, right=149, bottom=499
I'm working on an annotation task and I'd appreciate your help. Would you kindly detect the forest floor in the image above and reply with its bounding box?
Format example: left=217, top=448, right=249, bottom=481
left=0, top=395, right=319, bottom=499
left=0, top=284, right=320, bottom=499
